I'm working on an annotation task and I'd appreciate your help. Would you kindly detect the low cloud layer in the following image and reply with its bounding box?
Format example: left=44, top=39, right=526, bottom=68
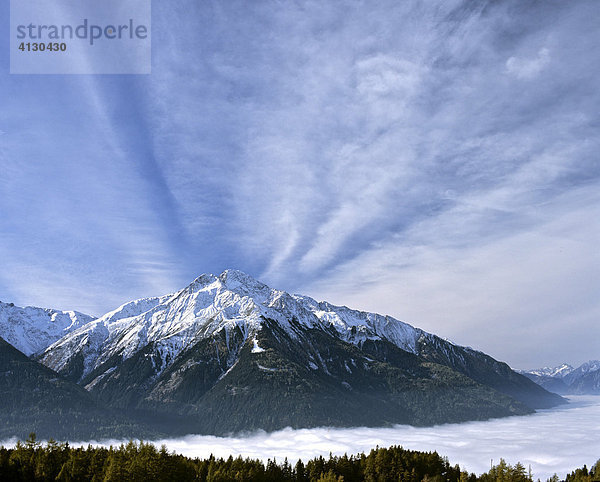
left=2, top=396, right=591, bottom=480
left=155, top=397, right=600, bottom=479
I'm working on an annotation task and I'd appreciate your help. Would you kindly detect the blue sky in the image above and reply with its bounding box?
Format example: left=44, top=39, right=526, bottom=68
left=0, top=0, right=598, bottom=368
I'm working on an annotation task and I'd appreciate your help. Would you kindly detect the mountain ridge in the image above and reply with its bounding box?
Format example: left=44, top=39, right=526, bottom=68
left=521, top=360, right=600, bottom=395
left=38, top=269, right=490, bottom=386
left=0, top=300, right=95, bottom=356
left=1, top=269, right=565, bottom=437
left=0, top=336, right=162, bottom=440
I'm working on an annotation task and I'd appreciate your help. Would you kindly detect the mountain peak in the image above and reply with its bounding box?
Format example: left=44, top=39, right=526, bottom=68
left=0, top=301, right=95, bottom=356
left=185, top=270, right=268, bottom=295
left=2, top=269, right=566, bottom=436
left=218, top=269, right=270, bottom=292
left=579, top=360, right=600, bottom=371
left=219, top=268, right=254, bottom=281
left=522, top=360, right=600, bottom=395
left=526, top=363, right=574, bottom=378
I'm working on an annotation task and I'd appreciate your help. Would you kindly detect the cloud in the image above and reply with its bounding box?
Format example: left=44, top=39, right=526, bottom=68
left=300, top=184, right=600, bottom=369
left=355, top=55, right=425, bottom=100
left=506, top=48, right=551, bottom=80
left=0, top=0, right=599, bottom=366
left=4, top=396, right=596, bottom=480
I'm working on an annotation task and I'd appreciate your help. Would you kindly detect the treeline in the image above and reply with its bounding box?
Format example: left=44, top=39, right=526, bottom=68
left=0, top=433, right=598, bottom=482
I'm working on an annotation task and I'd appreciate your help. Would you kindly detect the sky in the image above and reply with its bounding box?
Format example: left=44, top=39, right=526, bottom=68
left=0, top=0, right=598, bottom=369
left=3, top=395, right=599, bottom=480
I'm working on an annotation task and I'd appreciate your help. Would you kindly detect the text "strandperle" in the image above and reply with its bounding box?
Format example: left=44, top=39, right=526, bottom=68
left=16, top=19, right=148, bottom=46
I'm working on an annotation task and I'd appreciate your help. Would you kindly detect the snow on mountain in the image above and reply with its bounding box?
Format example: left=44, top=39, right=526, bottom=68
left=524, top=361, right=600, bottom=383
left=0, top=301, right=95, bottom=356
left=39, top=294, right=174, bottom=379
left=527, top=363, right=574, bottom=378
left=293, top=295, right=422, bottom=353
left=521, top=360, right=600, bottom=395
left=574, top=360, right=600, bottom=374
left=39, top=269, right=428, bottom=383
left=563, top=360, right=600, bottom=385
left=6, top=268, right=562, bottom=433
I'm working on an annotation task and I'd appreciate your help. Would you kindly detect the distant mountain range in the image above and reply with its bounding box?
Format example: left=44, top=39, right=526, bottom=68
left=0, top=270, right=564, bottom=439
left=520, top=361, right=600, bottom=395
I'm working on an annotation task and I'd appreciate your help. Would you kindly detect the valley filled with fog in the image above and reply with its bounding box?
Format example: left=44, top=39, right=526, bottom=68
left=152, top=396, right=600, bottom=479
left=2, top=395, right=594, bottom=480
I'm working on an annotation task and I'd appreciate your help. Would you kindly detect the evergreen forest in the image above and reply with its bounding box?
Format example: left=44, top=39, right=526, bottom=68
left=0, top=434, right=598, bottom=482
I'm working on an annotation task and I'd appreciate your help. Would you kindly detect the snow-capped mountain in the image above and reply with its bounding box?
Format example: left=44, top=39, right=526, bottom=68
left=527, top=363, right=574, bottom=379
left=521, top=360, right=600, bottom=395
left=0, top=300, right=95, bottom=356
left=39, top=270, right=428, bottom=386
left=563, top=360, right=600, bottom=385
left=1, top=270, right=564, bottom=436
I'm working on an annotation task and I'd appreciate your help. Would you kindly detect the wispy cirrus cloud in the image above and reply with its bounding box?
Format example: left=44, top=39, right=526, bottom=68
left=0, top=0, right=598, bottom=365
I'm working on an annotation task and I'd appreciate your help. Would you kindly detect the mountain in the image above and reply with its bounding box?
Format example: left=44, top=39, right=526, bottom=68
left=527, top=363, right=574, bottom=378
left=568, top=368, right=600, bottom=394
left=29, top=269, right=563, bottom=435
left=0, top=301, right=95, bottom=356
left=563, top=360, right=600, bottom=386
left=0, top=336, right=161, bottom=440
left=521, top=361, right=600, bottom=395
left=520, top=373, right=570, bottom=395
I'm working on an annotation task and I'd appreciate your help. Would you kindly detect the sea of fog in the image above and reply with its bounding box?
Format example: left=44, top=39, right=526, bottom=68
left=4, top=396, right=599, bottom=480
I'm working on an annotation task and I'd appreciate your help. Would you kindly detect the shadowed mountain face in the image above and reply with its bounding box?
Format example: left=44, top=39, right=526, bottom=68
left=2, top=270, right=564, bottom=437
left=0, top=336, right=95, bottom=414
left=0, top=337, right=159, bottom=440
left=74, top=317, right=532, bottom=434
